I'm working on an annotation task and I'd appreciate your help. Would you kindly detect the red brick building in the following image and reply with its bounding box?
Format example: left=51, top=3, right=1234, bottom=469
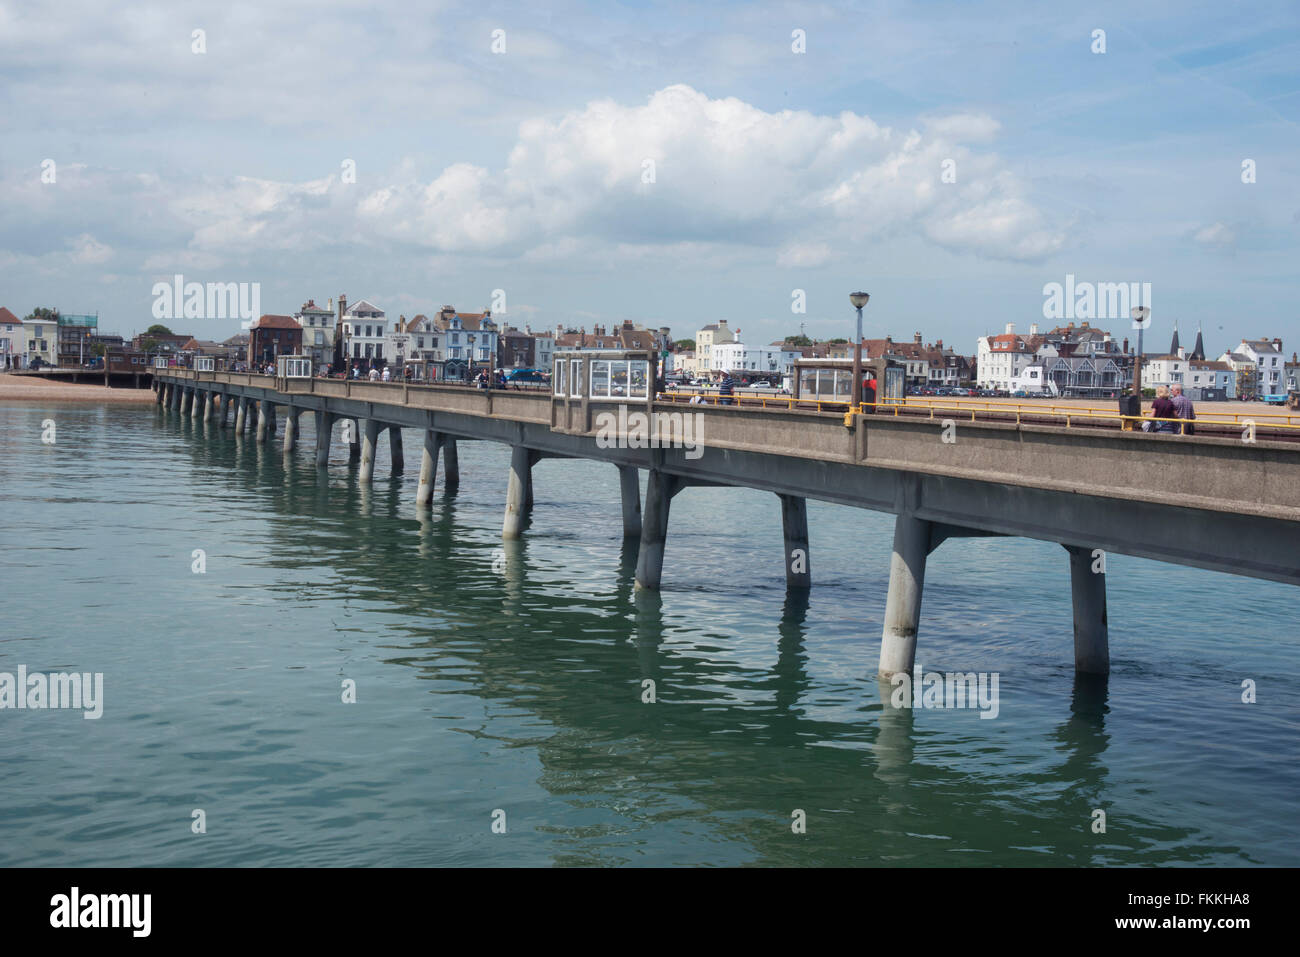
left=248, top=315, right=303, bottom=366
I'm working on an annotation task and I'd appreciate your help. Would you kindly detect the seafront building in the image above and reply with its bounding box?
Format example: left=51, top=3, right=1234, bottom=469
left=1, top=307, right=23, bottom=369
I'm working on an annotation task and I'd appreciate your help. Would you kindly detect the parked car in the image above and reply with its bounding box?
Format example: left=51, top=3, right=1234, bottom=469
left=504, top=368, right=547, bottom=383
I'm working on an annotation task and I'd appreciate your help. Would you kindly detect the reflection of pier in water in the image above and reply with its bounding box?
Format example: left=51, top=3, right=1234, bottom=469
left=162, top=413, right=1227, bottom=865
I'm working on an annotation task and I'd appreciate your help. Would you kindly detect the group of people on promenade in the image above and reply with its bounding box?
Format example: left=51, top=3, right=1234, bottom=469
left=1145, top=383, right=1196, bottom=434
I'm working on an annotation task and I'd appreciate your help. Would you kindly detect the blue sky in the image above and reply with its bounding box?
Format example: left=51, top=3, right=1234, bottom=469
left=1, top=0, right=1297, bottom=356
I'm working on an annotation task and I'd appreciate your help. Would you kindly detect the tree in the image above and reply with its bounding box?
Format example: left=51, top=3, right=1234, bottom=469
left=141, top=338, right=159, bottom=354
left=24, top=306, right=58, bottom=322
left=782, top=335, right=813, bottom=347
left=829, top=337, right=849, bottom=344
left=674, top=338, right=696, bottom=351
left=90, top=343, right=106, bottom=357
left=145, top=323, right=174, bottom=337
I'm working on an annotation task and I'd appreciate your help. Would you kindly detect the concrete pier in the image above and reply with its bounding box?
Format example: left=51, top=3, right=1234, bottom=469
left=256, top=401, right=269, bottom=443
left=235, top=396, right=247, bottom=433
left=503, top=445, right=535, bottom=539
left=619, top=465, right=642, bottom=538
left=314, top=411, right=333, bottom=467
left=779, top=493, right=811, bottom=589
left=360, top=419, right=380, bottom=484
left=416, top=431, right=445, bottom=506
left=389, top=426, right=404, bottom=472
left=442, top=438, right=460, bottom=493
left=879, top=514, right=932, bottom=678
left=179, top=388, right=190, bottom=415
left=1065, top=545, right=1110, bottom=675
left=191, top=389, right=202, bottom=420
left=635, top=470, right=680, bottom=590
left=203, top=391, right=214, bottom=423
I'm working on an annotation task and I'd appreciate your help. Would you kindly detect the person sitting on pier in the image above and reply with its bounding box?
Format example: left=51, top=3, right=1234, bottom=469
left=1146, top=385, right=1178, bottom=433
left=1170, top=383, right=1195, bottom=435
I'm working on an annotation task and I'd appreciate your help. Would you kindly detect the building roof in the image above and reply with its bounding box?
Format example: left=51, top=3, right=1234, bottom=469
left=0, top=307, right=19, bottom=325
left=298, top=299, right=331, bottom=313
left=1243, top=338, right=1282, bottom=353
left=1189, top=360, right=1231, bottom=371
left=345, top=299, right=385, bottom=316
left=252, top=314, right=301, bottom=330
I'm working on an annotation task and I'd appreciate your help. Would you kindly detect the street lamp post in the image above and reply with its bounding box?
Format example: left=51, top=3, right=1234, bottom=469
left=467, top=334, right=476, bottom=384
left=849, top=291, right=870, bottom=409
left=1131, top=306, right=1150, bottom=398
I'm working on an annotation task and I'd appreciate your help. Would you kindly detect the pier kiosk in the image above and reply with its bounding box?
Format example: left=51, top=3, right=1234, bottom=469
left=793, top=356, right=905, bottom=409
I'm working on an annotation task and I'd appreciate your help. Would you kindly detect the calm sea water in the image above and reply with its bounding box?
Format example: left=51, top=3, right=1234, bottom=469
left=1, top=401, right=1297, bottom=867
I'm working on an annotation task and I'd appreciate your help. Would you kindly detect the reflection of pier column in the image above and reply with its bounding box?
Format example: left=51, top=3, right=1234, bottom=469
left=503, top=445, right=535, bottom=539
left=618, top=465, right=642, bottom=538
left=1065, top=545, right=1110, bottom=674
left=778, top=493, right=811, bottom=589
left=442, top=438, right=460, bottom=493
left=879, top=514, right=932, bottom=678
left=360, top=419, right=380, bottom=484
left=635, top=470, right=680, bottom=590
left=388, top=426, right=404, bottom=472
left=416, top=431, right=445, bottom=506
left=156, top=382, right=164, bottom=405
left=314, top=411, right=333, bottom=466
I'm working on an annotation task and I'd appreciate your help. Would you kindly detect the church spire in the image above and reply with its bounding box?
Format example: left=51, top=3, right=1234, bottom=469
left=1190, top=323, right=1205, bottom=361
left=1169, top=320, right=1180, bottom=356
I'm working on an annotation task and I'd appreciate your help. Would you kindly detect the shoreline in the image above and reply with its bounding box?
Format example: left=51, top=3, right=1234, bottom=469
left=0, top=373, right=156, bottom=405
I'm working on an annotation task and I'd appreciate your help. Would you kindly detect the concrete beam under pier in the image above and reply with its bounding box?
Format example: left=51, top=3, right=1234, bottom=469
left=619, top=465, right=641, bottom=538
left=389, top=426, right=404, bottom=472
left=360, top=419, right=380, bottom=484
left=503, top=445, right=536, bottom=539
left=778, top=493, right=811, bottom=589
left=314, top=411, right=334, bottom=467
left=1064, top=545, right=1109, bottom=675
left=416, top=431, right=447, bottom=506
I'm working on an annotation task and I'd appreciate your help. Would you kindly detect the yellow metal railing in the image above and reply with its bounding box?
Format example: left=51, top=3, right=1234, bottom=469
left=852, top=399, right=1300, bottom=433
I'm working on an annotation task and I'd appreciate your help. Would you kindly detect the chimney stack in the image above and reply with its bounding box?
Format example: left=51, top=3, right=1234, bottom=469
left=1030, top=322, right=1039, bottom=335
left=914, top=331, right=922, bottom=344
left=1004, top=323, right=1015, bottom=335
left=1273, top=337, right=1283, bottom=352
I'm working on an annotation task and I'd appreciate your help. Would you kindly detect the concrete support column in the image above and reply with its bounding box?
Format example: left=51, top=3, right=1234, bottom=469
left=416, top=431, right=445, bottom=506
left=442, top=438, right=460, bottom=493
left=203, top=391, right=214, bottom=422
left=635, top=470, right=677, bottom=590
left=171, top=384, right=180, bottom=410
left=618, top=465, right=642, bottom=538
left=503, top=445, right=534, bottom=539
left=388, top=426, right=404, bottom=472
left=266, top=403, right=278, bottom=439
left=879, top=514, right=932, bottom=679
left=314, top=411, right=334, bottom=467
left=1065, top=545, right=1110, bottom=675
left=778, top=493, right=812, bottom=590
left=256, top=401, right=269, bottom=443
left=235, top=397, right=247, bottom=433
left=156, top=382, right=165, bottom=405
left=283, top=409, right=297, bottom=452
left=348, top=419, right=361, bottom=462
left=180, top=388, right=191, bottom=415
left=359, top=419, right=380, bottom=484
left=192, top=389, right=205, bottom=420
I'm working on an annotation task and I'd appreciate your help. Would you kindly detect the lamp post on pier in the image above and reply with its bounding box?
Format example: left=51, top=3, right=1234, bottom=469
left=850, top=291, right=870, bottom=409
